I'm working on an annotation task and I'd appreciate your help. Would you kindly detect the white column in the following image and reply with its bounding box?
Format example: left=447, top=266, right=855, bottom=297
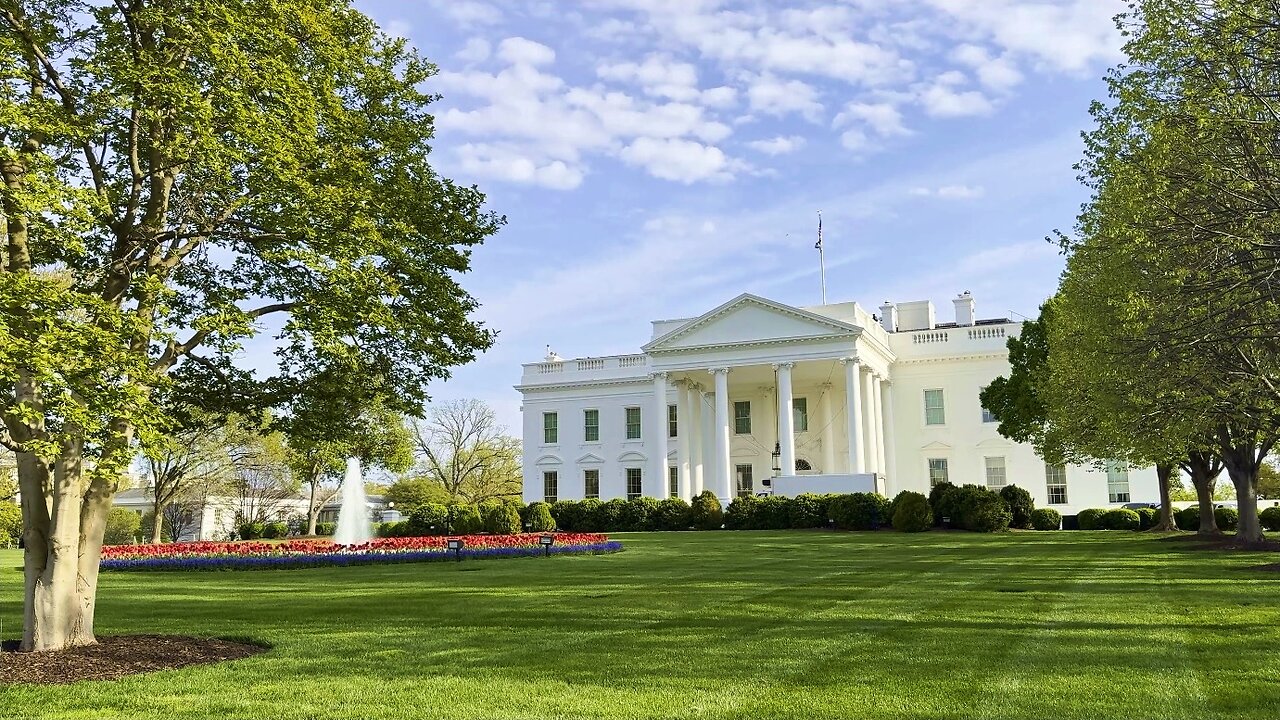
left=775, top=362, right=796, bottom=477
left=691, top=385, right=704, bottom=497
left=872, top=373, right=887, bottom=479
left=678, top=381, right=693, bottom=501
left=711, top=367, right=732, bottom=502
left=881, top=377, right=897, bottom=488
left=651, top=371, right=670, bottom=498
left=862, top=368, right=878, bottom=475
left=843, top=357, right=864, bottom=474
left=818, top=383, right=835, bottom=474
left=699, top=388, right=713, bottom=496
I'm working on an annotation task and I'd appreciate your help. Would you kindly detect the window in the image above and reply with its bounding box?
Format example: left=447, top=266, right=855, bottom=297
left=1045, top=464, right=1068, bottom=505
left=735, top=464, right=754, bottom=497
left=924, top=389, right=945, bottom=425
left=626, top=468, right=643, bottom=500
left=583, top=409, right=599, bottom=442
left=980, top=386, right=997, bottom=423
left=669, top=466, right=679, bottom=498
left=625, top=407, right=642, bottom=440
left=793, top=397, right=809, bottom=432
left=584, top=469, right=600, bottom=499
left=928, top=458, right=949, bottom=487
left=734, top=401, right=752, bottom=434
left=543, top=471, right=558, bottom=504
left=543, top=412, right=558, bottom=444
left=984, top=456, right=1007, bottom=489
left=795, top=459, right=813, bottom=472
left=1106, top=462, right=1130, bottom=503
left=668, top=404, right=678, bottom=438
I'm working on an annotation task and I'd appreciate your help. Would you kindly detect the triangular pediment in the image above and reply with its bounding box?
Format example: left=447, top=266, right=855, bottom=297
left=643, top=294, right=860, bottom=353
left=920, top=441, right=953, bottom=451
left=576, top=453, right=605, bottom=464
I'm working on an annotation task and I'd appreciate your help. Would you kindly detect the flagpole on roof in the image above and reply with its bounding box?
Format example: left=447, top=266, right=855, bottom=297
left=815, top=210, right=827, bottom=305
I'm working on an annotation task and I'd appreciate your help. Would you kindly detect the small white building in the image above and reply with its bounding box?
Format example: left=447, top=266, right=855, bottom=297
left=515, top=292, right=1157, bottom=516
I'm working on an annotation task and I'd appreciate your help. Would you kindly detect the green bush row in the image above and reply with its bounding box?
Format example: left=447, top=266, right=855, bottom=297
left=1077, top=508, right=1141, bottom=531
left=928, top=483, right=1014, bottom=532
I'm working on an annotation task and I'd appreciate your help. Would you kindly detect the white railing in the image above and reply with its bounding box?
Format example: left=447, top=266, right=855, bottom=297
left=618, top=355, right=647, bottom=368
left=576, top=358, right=605, bottom=371
left=968, top=327, right=1006, bottom=340
left=912, top=331, right=950, bottom=344
left=536, top=362, right=565, bottom=374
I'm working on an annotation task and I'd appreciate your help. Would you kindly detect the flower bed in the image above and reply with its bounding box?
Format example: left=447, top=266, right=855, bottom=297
left=100, top=533, right=621, bottom=571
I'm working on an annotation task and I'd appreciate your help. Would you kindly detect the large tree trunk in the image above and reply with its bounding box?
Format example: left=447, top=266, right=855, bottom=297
left=1153, top=463, right=1179, bottom=531
left=150, top=497, right=165, bottom=544
left=1220, top=445, right=1265, bottom=543
left=307, top=480, right=320, bottom=536
left=1186, top=452, right=1221, bottom=535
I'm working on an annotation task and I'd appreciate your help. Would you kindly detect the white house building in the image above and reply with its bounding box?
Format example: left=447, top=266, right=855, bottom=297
left=516, top=292, right=1157, bottom=516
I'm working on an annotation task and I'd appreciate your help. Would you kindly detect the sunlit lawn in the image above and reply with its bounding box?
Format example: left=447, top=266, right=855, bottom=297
left=2, top=530, right=1279, bottom=719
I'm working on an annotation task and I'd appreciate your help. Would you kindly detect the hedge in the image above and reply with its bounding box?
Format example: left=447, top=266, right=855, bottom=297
left=1214, top=507, right=1239, bottom=532
left=830, top=493, right=890, bottom=530
left=103, top=507, right=141, bottom=545
left=1077, top=508, right=1106, bottom=530
left=653, top=498, right=692, bottom=530
left=998, top=485, right=1035, bottom=530
left=481, top=503, right=519, bottom=535
left=689, top=491, right=723, bottom=530
left=1102, top=508, right=1141, bottom=531
left=526, top=502, right=557, bottom=532
left=1175, top=506, right=1201, bottom=531
left=407, top=503, right=450, bottom=536
left=1261, top=506, right=1280, bottom=532
left=788, top=494, right=830, bottom=528
left=1030, top=508, right=1061, bottom=531
left=890, top=491, right=932, bottom=533
left=1135, top=507, right=1159, bottom=530
left=929, top=482, right=958, bottom=527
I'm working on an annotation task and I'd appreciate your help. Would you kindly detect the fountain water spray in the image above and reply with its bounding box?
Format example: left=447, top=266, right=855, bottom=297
left=333, top=458, right=372, bottom=546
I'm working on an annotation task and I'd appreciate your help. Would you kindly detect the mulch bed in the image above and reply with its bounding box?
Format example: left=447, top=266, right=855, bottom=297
left=1, top=634, right=267, bottom=685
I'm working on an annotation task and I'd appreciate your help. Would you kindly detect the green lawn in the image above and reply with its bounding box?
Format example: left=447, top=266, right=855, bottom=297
left=2, top=531, right=1279, bottom=719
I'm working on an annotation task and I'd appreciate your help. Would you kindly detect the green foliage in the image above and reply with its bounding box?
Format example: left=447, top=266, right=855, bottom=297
left=1259, top=506, right=1280, bottom=532
left=787, top=494, right=829, bottom=529
left=962, top=493, right=1012, bottom=533
left=998, top=485, right=1035, bottom=530
left=550, top=501, right=583, bottom=532
left=598, top=499, right=629, bottom=531
left=238, top=522, right=265, bottom=541
left=103, top=508, right=140, bottom=545
left=407, top=503, right=450, bottom=536
left=890, top=492, right=932, bottom=533
left=1175, top=506, right=1200, bottom=531
left=453, top=504, right=487, bottom=535
left=576, top=499, right=604, bottom=532
left=1259, top=464, right=1280, bottom=500
left=1030, top=508, right=1062, bottom=531
left=142, top=510, right=173, bottom=543
left=375, top=521, right=409, bottom=538
left=830, top=493, right=889, bottom=531
left=928, top=482, right=958, bottom=526
left=1102, top=509, right=1141, bottom=531
left=1214, top=507, right=1239, bottom=532
left=262, top=522, right=289, bottom=540
left=724, top=496, right=758, bottom=530
left=689, top=491, right=723, bottom=531
left=315, top=522, right=336, bottom=537
left=652, top=498, right=692, bottom=531
left=1077, top=509, right=1106, bottom=531
left=620, top=497, right=659, bottom=531
left=385, top=478, right=451, bottom=515
left=0, top=529, right=10, bottom=549
left=752, top=496, right=791, bottom=530
left=1135, top=507, right=1160, bottom=530
left=483, top=502, right=524, bottom=535
left=525, top=502, right=556, bottom=532
left=980, top=304, right=1056, bottom=456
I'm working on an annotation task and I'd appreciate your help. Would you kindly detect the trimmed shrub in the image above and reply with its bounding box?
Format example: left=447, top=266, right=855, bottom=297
left=526, top=502, right=557, bottom=532
left=689, top=491, right=723, bottom=530
left=653, top=498, right=692, bottom=530
left=724, top=496, right=759, bottom=530
left=1030, top=508, right=1061, bottom=531
left=890, top=491, right=932, bottom=533
left=1102, top=508, right=1141, bottom=531
left=830, top=493, right=890, bottom=530
left=598, top=499, right=628, bottom=531
left=1260, top=506, right=1280, bottom=532
left=0, top=528, right=10, bottom=548
left=408, top=502, right=450, bottom=536
left=103, top=507, right=140, bottom=545
left=238, top=521, right=265, bottom=540
left=928, top=481, right=957, bottom=526
left=998, top=485, right=1035, bottom=529
left=315, top=522, right=336, bottom=536
left=477, top=503, right=515, bottom=535
left=962, top=493, right=1012, bottom=532
left=262, top=521, right=289, bottom=539
left=788, top=493, right=829, bottom=528
left=1136, top=507, right=1160, bottom=530
left=577, top=499, right=604, bottom=532
left=1214, top=507, right=1239, bottom=532
left=550, top=501, right=583, bottom=532
left=375, top=521, right=406, bottom=538
left=753, top=496, right=792, bottom=530
left=620, top=497, right=659, bottom=531
left=1175, top=506, right=1200, bottom=531
left=1076, top=508, right=1107, bottom=530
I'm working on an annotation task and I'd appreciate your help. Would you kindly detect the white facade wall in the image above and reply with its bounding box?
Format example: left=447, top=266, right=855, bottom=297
left=516, top=293, right=1158, bottom=516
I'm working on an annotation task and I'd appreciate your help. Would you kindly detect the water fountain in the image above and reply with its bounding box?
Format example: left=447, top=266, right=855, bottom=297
left=333, top=458, right=372, bottom=546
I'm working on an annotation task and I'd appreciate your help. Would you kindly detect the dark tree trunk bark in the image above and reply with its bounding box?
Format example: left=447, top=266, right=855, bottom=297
left=1185, top=451, right=1221, bottom=535
left=1220, top=445, right=1265, bottom=543
left=1153, top=463, right=1178, bottom=531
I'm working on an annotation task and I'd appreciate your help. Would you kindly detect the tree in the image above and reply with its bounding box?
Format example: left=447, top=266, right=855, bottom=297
left=225, top=416, right=296, bottom=525
left=1, top=2, right=498, bottom=650
left=384, top=476, right=451, bottom=515
left=408, top=400, right=522, bottom=505
left=140, top=417, right=232, bottom=544
left=1053, top=0, right=1280, bottom=541
left=0, top=450, right=15, bottom=501
left=1258, top=462, right=1280, bottom=500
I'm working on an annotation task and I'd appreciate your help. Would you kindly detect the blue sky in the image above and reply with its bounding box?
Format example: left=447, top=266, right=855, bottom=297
left=347, top=0, right=1126, bottom=432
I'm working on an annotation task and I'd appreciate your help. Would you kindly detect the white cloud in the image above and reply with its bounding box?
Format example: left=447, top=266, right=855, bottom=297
left=619, top=137, right=735, bottom=183
left=496, top=37, right=556, bottom=66
left=834, top=101, right=908, bottom=137
left=919, top=81, right=993, bottom=117
left=598, top=55, right=701, bottom=101
left=457, top=143, right=586, bottom=190
left=455, top=37, right=491, bottom=63
left=382, top=19, right=412, bottom=39
left=746, top=74, right=822, bottom=120
left=909, top=184, right=985, bottom=199
left=953, top=44, right=1023, bottom=90
left=701, top=86, right=738, bottom=108
left=434, top=0, right=503, bottom=27
left=745, top=135, right=805, bottom=155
